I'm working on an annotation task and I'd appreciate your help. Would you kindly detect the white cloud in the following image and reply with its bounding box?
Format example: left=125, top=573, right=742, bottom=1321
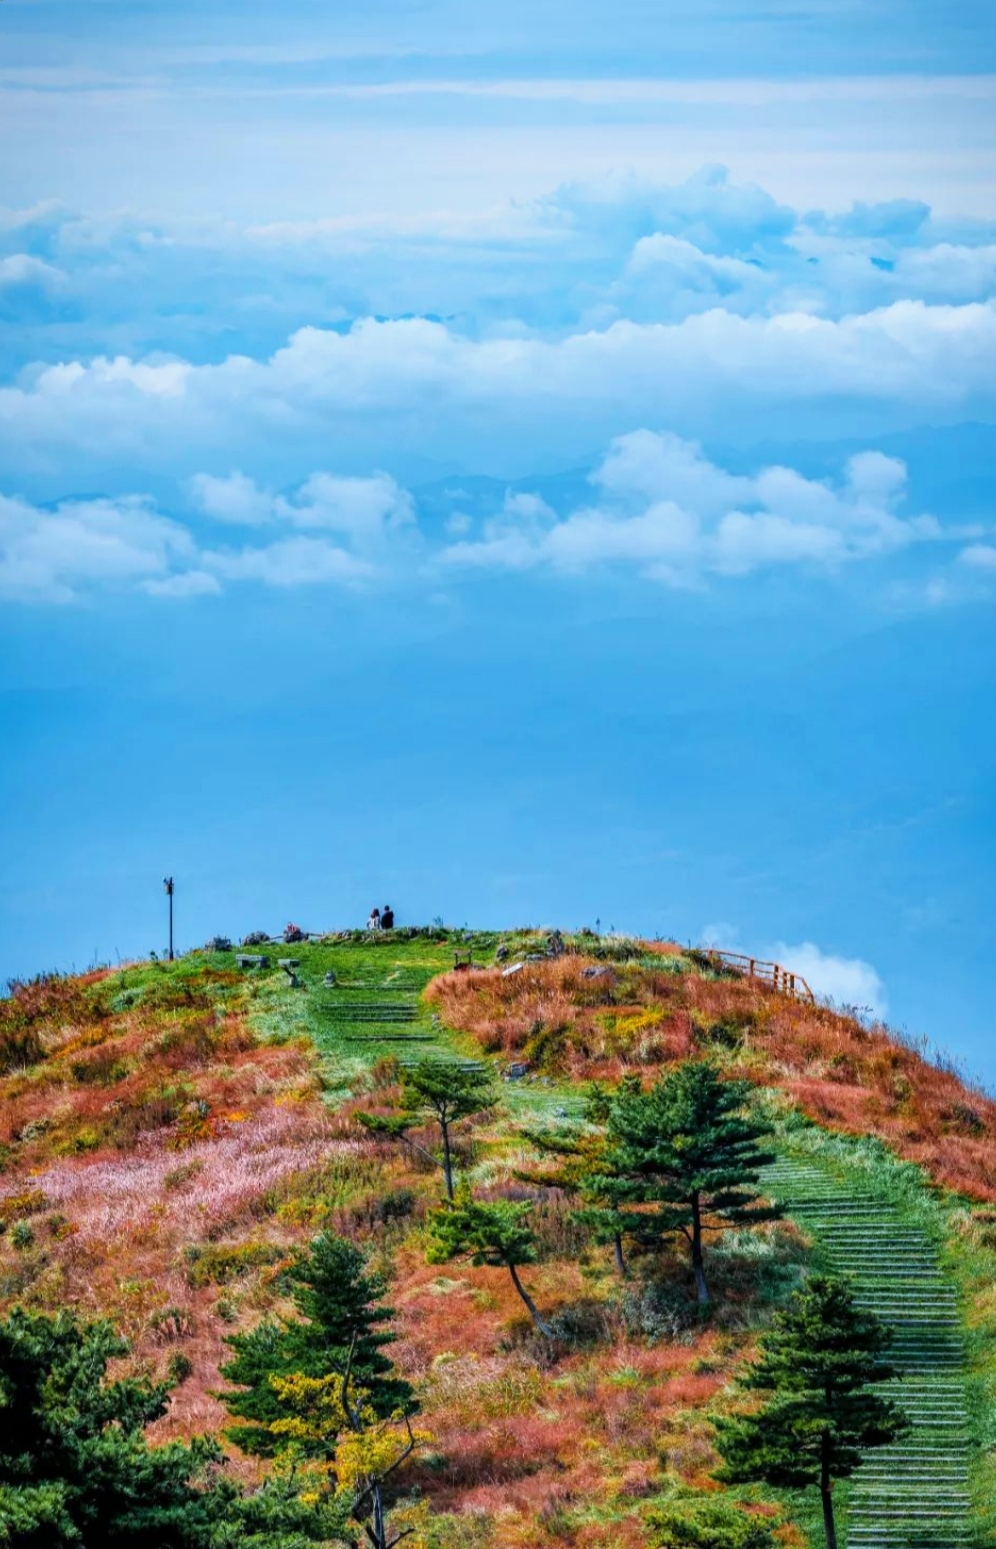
left=3, top=300, right=996, bottom=487
left=189, top=470, right=273, bottom=525
left=286, top=472, right=415, bottom=542
left=442, top=432, right=946, bottom=584
left=700, top=922, right=741, bottom=950
left=0, top=470, right=410, bottom=602
left=190, top=469, right=415, bottom=549
left=700, top=922, right=887, bottom=1016
left=617, top=233, right=776, bottom=319
left=627, top=234, right=762, bottom=283
left=0, top=434, right=975, bottom=604
left=143, top=570, right=222, bottom=599
left=768, top=939, right=887, bottom=1017
left=0, top=492, right=194, bottom=603
left=593, top=427, right=747, bottom=512
left=959, top=542, right=996, bottom=572
left=895, top=243, right=996, bottom=303
left=202, top=536, right=373, bottom=588
left=0, top=254, right=64, bottom=290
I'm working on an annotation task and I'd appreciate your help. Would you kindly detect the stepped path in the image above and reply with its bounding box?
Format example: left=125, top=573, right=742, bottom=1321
left=315, top=965, right=441, bottom=1049
left=765, top=1156, right=973, bottom=1549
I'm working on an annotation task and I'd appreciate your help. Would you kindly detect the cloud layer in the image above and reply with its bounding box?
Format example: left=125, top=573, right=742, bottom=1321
left=441, top=432, right=948, bottom=583
left=1, top=433, right=985, bottom=604
left=2, top=300, right=995, bottom=496
left=2, top=169, right=994, bottom=604
left=0, top=472, right=417, bottom=602
left=4, top=166, right=996, bottom=495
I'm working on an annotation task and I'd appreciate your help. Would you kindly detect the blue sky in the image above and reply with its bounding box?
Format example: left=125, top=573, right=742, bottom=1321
left=1, top=0, right=995, bottom=1080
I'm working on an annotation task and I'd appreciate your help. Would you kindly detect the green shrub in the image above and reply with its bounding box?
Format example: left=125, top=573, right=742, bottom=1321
left=184, top=1241, right=285, bottom=1288
left=2, top=1188, right=49, bottom=1221
left=647, top=1492, right=778, bottom=1548
left=167, top=1351, right=194, bottom=1384
left=57, top=1126, right=101, bottom=1155
left=701, top=1016, right=754, bottom=1051
left=69, top=1048, right=130, bottom=1085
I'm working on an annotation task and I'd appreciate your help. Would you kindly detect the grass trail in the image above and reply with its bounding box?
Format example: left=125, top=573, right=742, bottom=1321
left=225, top=932, right=585, bottom=1124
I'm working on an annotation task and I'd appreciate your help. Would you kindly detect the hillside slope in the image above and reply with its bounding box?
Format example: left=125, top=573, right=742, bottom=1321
left=1, top=929, right=994, bottom=1548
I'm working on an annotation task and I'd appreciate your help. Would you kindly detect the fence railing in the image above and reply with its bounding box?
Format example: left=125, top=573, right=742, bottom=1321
left=701, top=948, right=815, bottom=1003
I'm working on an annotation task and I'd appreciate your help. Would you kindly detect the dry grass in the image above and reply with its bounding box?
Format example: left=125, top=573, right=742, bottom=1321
left=0, top=968, right=351, bottom=1446
left=428, top=958, right=996, bottom=1201
left=4, top=946, right=986, bottom=1546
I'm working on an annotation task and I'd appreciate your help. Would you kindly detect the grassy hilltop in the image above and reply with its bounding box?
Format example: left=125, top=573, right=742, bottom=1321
left=1, top=927, right=995, bottom=1548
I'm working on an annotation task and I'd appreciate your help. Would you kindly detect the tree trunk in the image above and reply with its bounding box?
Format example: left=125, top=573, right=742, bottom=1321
left=820, top=1432, right=838, bottom=1549
left=366, top=1479, right=387, bottom=1549
left=440, top=1120, right=454, bottom=1201
left=690, top=1194, right=709, bottom=1305
left=613, top=1231, right=628, bottom=1278
left=508, top=1261, right=554, bottom=1338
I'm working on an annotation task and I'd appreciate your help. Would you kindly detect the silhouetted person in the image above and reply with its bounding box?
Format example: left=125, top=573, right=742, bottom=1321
left=381, top=905, right=395, bottom=930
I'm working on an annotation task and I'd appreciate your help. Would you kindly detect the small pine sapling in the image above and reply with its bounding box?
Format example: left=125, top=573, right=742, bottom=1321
left=426, top=1188, right=553, bottom=1337
left=715, top=1275, right=909, bottom=1549
left=357, top=1059, right=496, bottom=1199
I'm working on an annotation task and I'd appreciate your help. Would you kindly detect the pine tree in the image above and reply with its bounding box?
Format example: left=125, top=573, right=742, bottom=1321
left=426, top=1189, right=553, bottom=1337
left=0, top=1307, right=232, bottom=1548
left=262, top=1364, right=421, bottom=1549
left=714, top=1275, right=909, bottom=1549
left=211, top=1476, right=352, bottom=1548
left=587, top=1061, right=778, bottom=1304
left=221, top=1232, right=413, bottom=1460
left=358, top=1059, right=495, bottom=1199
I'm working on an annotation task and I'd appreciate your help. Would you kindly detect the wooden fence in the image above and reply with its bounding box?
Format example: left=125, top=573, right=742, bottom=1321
left=701, top=948, right=815, bottom=1003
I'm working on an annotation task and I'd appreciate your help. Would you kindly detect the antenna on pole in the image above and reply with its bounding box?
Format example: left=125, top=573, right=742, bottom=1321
left=163, top=877, right=174, bottom=961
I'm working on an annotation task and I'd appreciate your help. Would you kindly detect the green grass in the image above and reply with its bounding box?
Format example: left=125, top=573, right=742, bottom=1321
left=198, top=932, right=484, bottom=1093
left=193, top=929, right=648, bottom=1114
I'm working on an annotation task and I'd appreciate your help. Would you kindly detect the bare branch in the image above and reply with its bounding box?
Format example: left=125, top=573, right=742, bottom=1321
left=398, top=1134, right=443, bottom=1170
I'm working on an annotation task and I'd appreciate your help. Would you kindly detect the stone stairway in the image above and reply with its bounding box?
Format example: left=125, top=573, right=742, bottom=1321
left=315, top=971, right=436, bottom=1045
left=764, top=1158, right=973, bottom=1549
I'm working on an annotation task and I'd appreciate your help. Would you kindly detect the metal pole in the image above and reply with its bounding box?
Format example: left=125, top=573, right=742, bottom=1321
left=164, top=877, right=174, bottom=961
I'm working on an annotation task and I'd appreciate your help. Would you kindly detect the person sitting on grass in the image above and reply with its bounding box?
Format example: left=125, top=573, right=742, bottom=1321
left=367, top=907, right=381, bottom=931
left=381, top=905, right=395, bottom=930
